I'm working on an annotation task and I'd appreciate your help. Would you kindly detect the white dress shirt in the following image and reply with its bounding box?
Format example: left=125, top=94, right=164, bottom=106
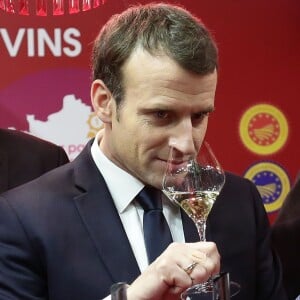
left=91, top=133, right=186, bottom=273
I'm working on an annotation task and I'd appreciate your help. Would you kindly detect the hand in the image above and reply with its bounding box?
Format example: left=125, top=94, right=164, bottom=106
left=127, top=241, right=220, bottom=300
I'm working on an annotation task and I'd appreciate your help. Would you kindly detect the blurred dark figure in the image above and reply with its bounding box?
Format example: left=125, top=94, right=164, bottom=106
left=272, top=175, right=300, bottom=300
left=0, top=128, right=69, bottom=193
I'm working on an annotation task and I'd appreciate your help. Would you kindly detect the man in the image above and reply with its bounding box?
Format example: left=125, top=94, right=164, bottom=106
left=0, top=128, right=69, bottom=193
left=0, top=3, right=286, bottom=300
left=272, top=175, right=300, bottom=300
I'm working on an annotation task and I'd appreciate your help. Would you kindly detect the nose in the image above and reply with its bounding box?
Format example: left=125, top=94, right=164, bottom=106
left=168, top=120, right=204, bottom=157
left=169, top=138, right=195, bottom=157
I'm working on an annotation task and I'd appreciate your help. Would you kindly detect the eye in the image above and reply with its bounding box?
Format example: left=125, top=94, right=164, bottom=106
left=193, top=111, right=210, bottom=122
left=154, top=110, right=169, bottom=119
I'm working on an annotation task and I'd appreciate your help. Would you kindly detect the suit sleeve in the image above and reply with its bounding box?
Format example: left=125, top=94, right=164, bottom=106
left=271, top=177, right=300, bottom=299
left=250, top=181, right=287, bottom=300
left=272, top=219, right=300, bottom=300
left=0, top=196, right=47, bottom=300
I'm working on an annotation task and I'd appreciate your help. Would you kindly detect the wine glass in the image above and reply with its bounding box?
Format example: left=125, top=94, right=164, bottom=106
left=162, top=141, right=226, bottom=295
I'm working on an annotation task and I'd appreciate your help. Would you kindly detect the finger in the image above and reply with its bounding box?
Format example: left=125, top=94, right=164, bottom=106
left=192, top=251, right=207, bottom=263
left=189, top=242, right=221, bottom=274
left=191, top=254, right=220, bottom=283
left=166, top=242, right=219, bottom=282
left=153, top=253, right=193, bottom=290
left=187, top=241, right=218, bottom=255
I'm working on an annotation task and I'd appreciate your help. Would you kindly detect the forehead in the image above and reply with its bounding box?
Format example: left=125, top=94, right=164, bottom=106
left=120, top=48, right=217, bottom=108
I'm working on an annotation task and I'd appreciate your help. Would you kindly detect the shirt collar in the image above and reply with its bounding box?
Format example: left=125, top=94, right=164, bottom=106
left=91, top=132, right=144, bottom=213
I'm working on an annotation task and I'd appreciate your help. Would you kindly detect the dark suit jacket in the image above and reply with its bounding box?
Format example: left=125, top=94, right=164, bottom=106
left=0, top=140, right=286, bottom=300
left=0, top=129, right=69, bottom=193
left=272, top=176, right=300, bottom=300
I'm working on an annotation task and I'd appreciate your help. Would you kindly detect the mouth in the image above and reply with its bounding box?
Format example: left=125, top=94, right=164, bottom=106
left=167, top=160, right=191, bottom=174
left=159, top=158, right=187, bottom=165
left=156, top=158, right=181, bottom=171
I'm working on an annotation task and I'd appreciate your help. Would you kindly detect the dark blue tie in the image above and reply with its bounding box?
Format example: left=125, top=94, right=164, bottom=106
left=137, top=186, right=173, bottom=263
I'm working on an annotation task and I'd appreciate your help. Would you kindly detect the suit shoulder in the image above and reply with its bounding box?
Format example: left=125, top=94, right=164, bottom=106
left=1, top=129, right=62, bottom=151
left=1, top=162, right=74, bottom=201
left=224, top=171, right=254, bottom=187
left=0, top=129, right=69, bottom=163
left=222, top=171, right=261, bottom=203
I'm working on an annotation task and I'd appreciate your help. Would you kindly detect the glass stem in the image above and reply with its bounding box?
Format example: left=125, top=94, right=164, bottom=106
left=195, top=220, right=206, bottom=241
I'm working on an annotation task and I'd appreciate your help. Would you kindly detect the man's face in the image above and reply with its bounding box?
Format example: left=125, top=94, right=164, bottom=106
left=99, top=48, right=217, bottom=189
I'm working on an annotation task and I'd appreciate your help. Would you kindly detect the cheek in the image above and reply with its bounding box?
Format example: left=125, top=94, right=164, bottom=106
left=195, top=119, right=209, bottom=137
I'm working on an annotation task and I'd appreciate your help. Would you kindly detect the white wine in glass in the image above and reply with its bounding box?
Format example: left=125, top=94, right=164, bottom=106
left=162, top=141, right=225, bottom=294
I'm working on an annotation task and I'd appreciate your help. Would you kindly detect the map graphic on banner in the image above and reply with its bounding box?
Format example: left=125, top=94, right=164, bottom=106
left=26, top=94, right=101, bottom=161
left=0, top=68, right=103, bottom=161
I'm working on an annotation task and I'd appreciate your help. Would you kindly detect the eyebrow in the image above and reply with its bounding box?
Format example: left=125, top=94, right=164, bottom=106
left=198, top=105, right=215, bottom=113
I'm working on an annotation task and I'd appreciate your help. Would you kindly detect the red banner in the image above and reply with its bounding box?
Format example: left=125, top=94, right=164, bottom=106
left=1, top=0, right=299, bottom=222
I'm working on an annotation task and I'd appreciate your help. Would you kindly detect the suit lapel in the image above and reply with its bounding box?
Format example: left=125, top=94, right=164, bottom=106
left=181, top=210, right=199, bottom=242
left=71, top=142, right=140, bottom=284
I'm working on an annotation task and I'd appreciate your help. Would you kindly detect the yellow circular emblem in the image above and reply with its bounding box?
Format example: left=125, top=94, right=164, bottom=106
left=244, top=162, right=291, bottom=213
left=87, top=112, right=103, bottom=138
left=239, top=104, right=288, bottom=155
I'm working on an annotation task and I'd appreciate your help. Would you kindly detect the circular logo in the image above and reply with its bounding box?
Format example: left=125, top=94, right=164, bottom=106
left=239, top=104, right=288, bottom=155
left=244, top=162, right=291, bottom=213
left=87, top=112, right=103, bottom=138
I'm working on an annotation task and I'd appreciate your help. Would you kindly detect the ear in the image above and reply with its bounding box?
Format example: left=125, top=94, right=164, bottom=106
left=91, top=79, right=113, bottom=123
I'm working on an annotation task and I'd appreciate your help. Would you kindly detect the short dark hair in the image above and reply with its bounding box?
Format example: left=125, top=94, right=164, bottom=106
left=91, top=3, right=218, bottom=106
